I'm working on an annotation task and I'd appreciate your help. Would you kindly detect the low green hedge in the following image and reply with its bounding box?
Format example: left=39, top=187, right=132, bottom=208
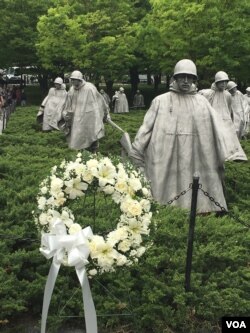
left=0, top=105, right=249, bottom=333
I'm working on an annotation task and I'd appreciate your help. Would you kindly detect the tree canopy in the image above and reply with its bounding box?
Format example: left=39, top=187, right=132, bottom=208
left=0, top=0, right=53, bottom=67
left=0, top=0, right=249, bottom=88
left=36, top=0, right=139, bottom=85
left=139, top=0, right=250, bottom=86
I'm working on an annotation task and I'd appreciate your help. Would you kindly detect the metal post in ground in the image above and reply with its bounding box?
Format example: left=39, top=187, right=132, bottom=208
left=185, top=174, right=200, bottom=292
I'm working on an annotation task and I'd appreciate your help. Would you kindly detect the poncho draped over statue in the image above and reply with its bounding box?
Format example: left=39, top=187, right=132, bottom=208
left=231, top=90, right=249, bottom=138
left=63, top=82, right=106, bottom=150
left=244, top=94, right=250, bottom=133
left=133, top=93, right=145, bottom=108
left=199, top=83, right=246, bottom=159
left=41, top=86, right=67, bottom=131
left=130, top=83, right=246, bottom=213
left=101, top=91, right=111, bottom=106
left=114, top=92, right=129, bottom=113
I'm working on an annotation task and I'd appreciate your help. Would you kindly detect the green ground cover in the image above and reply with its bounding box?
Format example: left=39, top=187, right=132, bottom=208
left=0, top=97, right=249, bottom=333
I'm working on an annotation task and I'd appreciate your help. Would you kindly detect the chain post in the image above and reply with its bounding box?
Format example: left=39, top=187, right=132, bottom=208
left=185, top=174, right=200, bottom=292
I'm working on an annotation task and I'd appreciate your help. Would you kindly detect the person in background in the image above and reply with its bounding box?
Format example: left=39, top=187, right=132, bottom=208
left=114, top=87, right=129, bottom=113
left=20, top=89, right=27, bottom=107
left=227, top=81, right=248, bottom=139
left=0, top=90, right=5, bottom=134
left=11, top=85, right=17, bottom=109
left=0, top=69, right=6, bottom=88
left=130, top=59, right=247, bottom=213
left=37, top=77, right=67, bottom=131
left=15, top=86, right=22, bottom=106
left=133, top=89, right=145, bottom=109
left=0, top=86, right=5, bottom=102
left=6, top=87, right=15, bottom=113
left=198, top=71, right=246, bottom=160
left=61, top=70, right=109, bottom=152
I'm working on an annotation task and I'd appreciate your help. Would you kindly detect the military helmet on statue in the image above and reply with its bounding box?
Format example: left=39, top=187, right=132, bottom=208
left=215, top=71, right=229, bottom=83
left=173, top=59, right=197, bottom=79
left=54, top=77, right=63, bottom=85
left=70, top=70, right=83, bottom=81
left=227, top=81, right=237, bottom=91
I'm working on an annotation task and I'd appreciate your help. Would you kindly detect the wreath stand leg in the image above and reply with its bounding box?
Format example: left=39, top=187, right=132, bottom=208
left=41, top=260, right=97, bottom=333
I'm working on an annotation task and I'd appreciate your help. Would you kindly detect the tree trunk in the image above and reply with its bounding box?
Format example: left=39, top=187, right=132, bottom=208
left=154, top=74, right=161, bottom=92
left=147, top=71, right=152, bottom=85
left=166, top=74, right=171, bottom=90
left=129, top=67, right=140, bottom=97
left=105, top=80, right=114, bottom=99
left=38, top=74, right=49, bottom=95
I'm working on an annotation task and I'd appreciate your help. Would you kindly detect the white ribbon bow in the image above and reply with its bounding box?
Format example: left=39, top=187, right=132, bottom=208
left=40, top=220, right=97, bottom=333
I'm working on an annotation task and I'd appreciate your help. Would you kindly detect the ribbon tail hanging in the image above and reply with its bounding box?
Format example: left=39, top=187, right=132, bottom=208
left=41, top=261, right=61, bottom=333
left=76, top=268, right=98, bottom=333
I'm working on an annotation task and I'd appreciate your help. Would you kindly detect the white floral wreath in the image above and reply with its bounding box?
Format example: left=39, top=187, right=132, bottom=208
left=34, top=152, right=154, bottom=276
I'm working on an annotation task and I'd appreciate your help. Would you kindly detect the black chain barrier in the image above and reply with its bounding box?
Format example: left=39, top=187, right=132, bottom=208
left=199, top=185, right=250, bottom=229
left=0, top=181, right=249, bottom=244
left=166, top=182, right=250, bottom=229
left=167, top=183, right=192, bottom=205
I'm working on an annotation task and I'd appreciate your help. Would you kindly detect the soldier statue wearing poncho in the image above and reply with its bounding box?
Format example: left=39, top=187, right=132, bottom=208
left=199, top=71, right=246, bottom=160
left=62, top=70, right=109, bottom=153
left=227, top=81, right=249, bottom=139
left=37, top=77, right=67, bottom=131
left=130, top=59, right=247, bottom=213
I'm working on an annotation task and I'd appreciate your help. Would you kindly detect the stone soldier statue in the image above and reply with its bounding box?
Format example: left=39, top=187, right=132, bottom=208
left=62, top=70, right=109, bottom=152
left=130, top=59, right=247, bottom=213
left=227, top=81, right=248, bottom=139
left=37, top=77, right=67, bottom=131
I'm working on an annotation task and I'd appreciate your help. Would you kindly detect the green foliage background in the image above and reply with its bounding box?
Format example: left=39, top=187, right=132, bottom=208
left=0, top=94, right=249, bottom=332
left=1, top=0, right=249, bottom=89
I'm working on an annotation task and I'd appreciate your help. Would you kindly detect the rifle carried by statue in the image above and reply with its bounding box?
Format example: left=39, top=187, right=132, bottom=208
left=106, top=119, right=132, bottom=156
